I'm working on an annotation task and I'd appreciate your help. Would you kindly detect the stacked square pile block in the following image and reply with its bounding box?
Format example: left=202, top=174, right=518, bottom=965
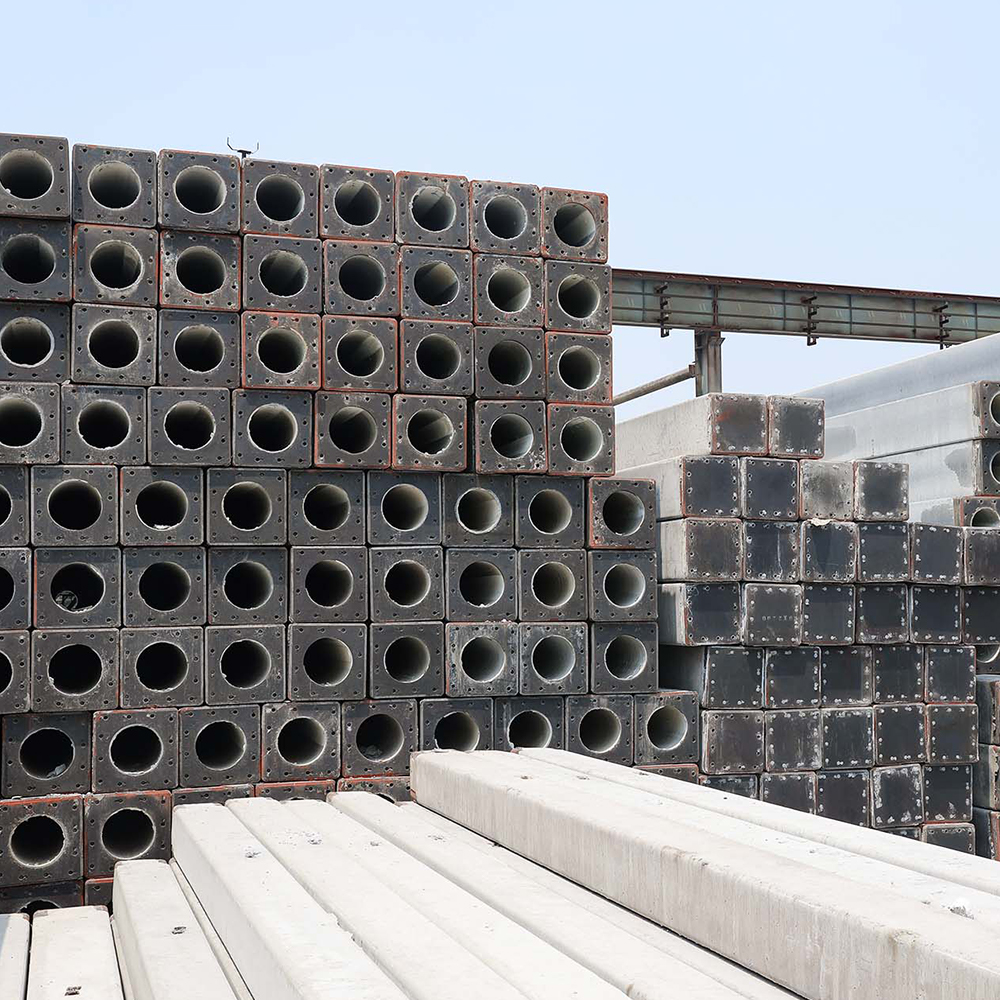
left=617, top=393, right=982, bottom=849
left=0, top=132, right=665, bottom=911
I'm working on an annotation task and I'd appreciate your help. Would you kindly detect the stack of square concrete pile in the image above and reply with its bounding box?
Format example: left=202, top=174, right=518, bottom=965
left=0, top=131, right=667, bottom=912
left=820, top=379, right=1000, bottom=528
left=976, top=674, right=1000, bottom=857
left=617, top=392, right=981, bottom=849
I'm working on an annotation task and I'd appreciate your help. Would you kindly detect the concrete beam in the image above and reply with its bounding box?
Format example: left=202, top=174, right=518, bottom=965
left=0, top=915, right=29, bottom=1000
left=399, top=802, right=796, bottom=1000
left=112, top=860, right=238, bottom=1000
left=168, top=861, right=253, bottom=1000
left=331, top=789, right=761, bottom=1000
left=282, top=797, right=618, bottom=1000
left=170, top=803, right=406, bottom=1000
left=520, top=747, right=1000, bottom=897
left=410, top=750, right=1000, bottom=1000
left=26, top=907, right=123, bottom=1000
left=225, top=797, right=531, bottom=1000
left=503, top=752, right=1000, bottom=930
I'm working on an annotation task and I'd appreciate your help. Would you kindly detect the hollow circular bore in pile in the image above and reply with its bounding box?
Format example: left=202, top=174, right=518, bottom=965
left=356, top=714, right=405, bottom=761
left=456, top=487, right=502, bottom=533
left=11, top=816, right=64, bottom=867
left=173, top=166, right=226, bottom=215
left=602, top=490, right=645, bottom=535
left=255, top=174, right=305, bottom=222
left=174, top=324, right=224, bottom=373
left=50, top=563, right=105, bottom=613
left=507, top=710, right=552, bottom=749
left=458, top=561, right=505, bottom=608
left=1, top=317, right=53, bottom=367
left=48, top=643, right=102, bottom=694
left=384, top=636, right=430, bottom=683
left=223, top=482, right=272, bottom=530
left=195, top=720, right=246, bottom=768
left=406, top=409, right=454, bottom=455
left=19, top=728, right=74, bottom=779
left=553, top=203, right=597, bottom=248
left=579, top=707, right=622, bottom=753
left=328, top=405, right=377, bottom=455
left=0, top=149, right=54, bottom=200
left=528, top=489, right=572, bottom=535
left=335, top=179, right=381, bottom=226
left=277, top=717, right=326, bottom=765
left=0, top=396, right=42, bottom=446
left=410, top=186, right=456, bottom=232
left=487, top=340, right=532, bottom=386
left=303, top=483, right=350, bottom=530
left=248, top=403, right=297, bottom=452
left=339, top=255, right=385, bottom=301
left=303, top=637, right=353, bottom=686
left=220, top=639, right=271, bottom=689
left=101, top=808, right=156, bottom=860
left=305, top=559, right=353, bottom=607
left=136, top=481, right=188, bottom=529
left=484, top=194, right=527, bottom=240
left=89, top=320, right=140, bottom=369
left=434, top=712, right=481, bottom=751
left=259, top=250, right=308, bottom=297
left=381, top=483, right=428, bottom=531
left=109, top=725, right=163, bottom=773
left=531, top=562, right=576, bottom=608
left=138, top=561, right=191, bottom=612
left=603, top=564, right=646, bottom=608
left=490, top=413, right=533, bottom=458
left=1, top=234, right=56, bottom=284
left=223, top=561, right=274, bottom=610
left=336, top=329, right=384, bottom=377
left=646, top=705, right=688, bottom=750
left=560, top=416, right=603, bottom=462
left=531, top=635, right=576, bottom=682
left=90, top=241, right=142, bottom=289
left=135, top=642, right=188, bottom=692
left=257, top=326, right=306, bottom=374
left=48, top=479, right=102, bottom=530
left=460, top=635, right=506, bottom=682
left=78, top=400, right=130, bottom=449
left=88, top=161, right=141, bottom=209
left=605, top=634, right=647, bottom=679
left=383, top=560, right=431, bottom=607
left=415, top=334, right=461, bottom=380
left=176, top=246, right=228, bottom=295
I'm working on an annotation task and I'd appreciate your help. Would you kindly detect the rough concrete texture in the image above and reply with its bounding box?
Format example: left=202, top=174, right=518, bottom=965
left=521, top=746, right=1000, bottom=897
left=112, top=860, right=237, bottom=1000
left=26, top=906, right=123, bottom=1000
left=0, top=914, right=29, bottom=1000
left=410, top=749, right=1000, bottom=999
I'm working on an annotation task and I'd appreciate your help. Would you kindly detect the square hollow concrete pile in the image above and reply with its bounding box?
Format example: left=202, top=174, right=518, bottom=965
left=0, top=133, right=675, bottom=911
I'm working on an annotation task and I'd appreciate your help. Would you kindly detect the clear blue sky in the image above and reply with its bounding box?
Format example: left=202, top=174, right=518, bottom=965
left=9, top=1, right=993, bottom=420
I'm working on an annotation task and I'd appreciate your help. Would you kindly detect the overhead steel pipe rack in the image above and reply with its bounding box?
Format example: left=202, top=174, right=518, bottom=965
left=610, top=269, right=1000, bottom=400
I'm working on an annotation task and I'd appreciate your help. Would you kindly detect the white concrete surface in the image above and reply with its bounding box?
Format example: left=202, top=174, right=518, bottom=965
left=226, top=797, right=530, bottom=1000
left=332, top=790, right=753, bottom=1000
left=113, top=860, right=238, bottom=1000
left=111, top=917, right=137, bottom=1000
left=285, top=797, right=618, bottom=1000
left=168, top=860, right=254, bottom=1000
left=521, top=747, right=1000, bottom=896
left=503, top=751, right=1000, bottom=931
left=0, top=914, right=29, bottom=1000
left=401, top=802, right=796, bottom=1000
left=411, top=749, right=1000, bottom=1000
left=26, top=907, right=123, bottom=1000
left=171, top=803, right=406, bottom=1000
